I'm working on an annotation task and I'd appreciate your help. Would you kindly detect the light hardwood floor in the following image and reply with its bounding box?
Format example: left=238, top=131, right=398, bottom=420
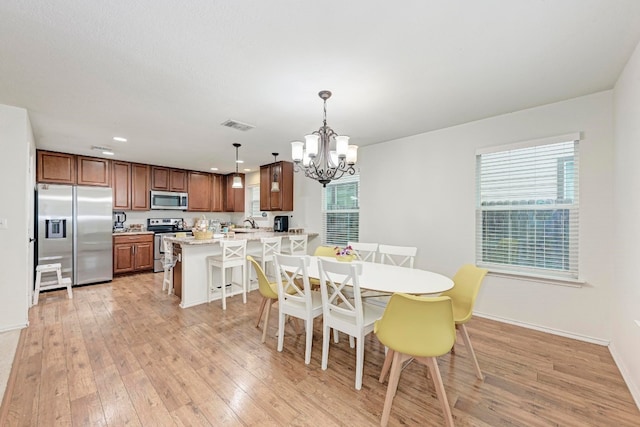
left=2, top=272, right=639, bottom=426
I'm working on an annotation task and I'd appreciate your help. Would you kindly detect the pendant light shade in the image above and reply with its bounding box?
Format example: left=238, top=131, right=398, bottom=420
left=271, top=152, right=280, bottom=192
left=232, top=143, right=243, bottom=189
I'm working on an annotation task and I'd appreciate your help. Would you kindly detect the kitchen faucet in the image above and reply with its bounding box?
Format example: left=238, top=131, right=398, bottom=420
left=244, top=218, right=257, bottom=229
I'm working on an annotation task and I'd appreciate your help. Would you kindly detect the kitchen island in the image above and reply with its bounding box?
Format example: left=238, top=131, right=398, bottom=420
left=166, top=231, right=319, bottom=309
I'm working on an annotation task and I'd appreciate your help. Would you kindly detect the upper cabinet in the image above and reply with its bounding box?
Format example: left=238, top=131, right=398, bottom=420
left=211, top=174, right=224, bottom=212
left=77, top=156, right=111, bottom=187
left=112, top=161, right=132, bottom=210
left=187, top=171, right=211, bottom=212
left=151, top=166, right=188, bottom=192
left=224, top=174, right=245, bottom=212
left=37, top=151, right=76, bottom=184
left=131, top=163, right=150, bottom=210
left=259, top=161, right=294, bottom=211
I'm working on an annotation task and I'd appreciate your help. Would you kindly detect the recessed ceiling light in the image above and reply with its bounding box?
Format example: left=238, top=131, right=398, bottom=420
left=102, top=150, right=115, bottom=156
left=243, top=168, right=251, bottom=172
left=210, top=167, right=219, bottom=171
left=113, top=136, right=127, bottom=142
left=236, top=160, right=244, bottom=164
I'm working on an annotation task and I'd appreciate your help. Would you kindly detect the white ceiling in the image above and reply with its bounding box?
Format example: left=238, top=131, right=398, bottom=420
left=2, top=1, right=640, bottom=174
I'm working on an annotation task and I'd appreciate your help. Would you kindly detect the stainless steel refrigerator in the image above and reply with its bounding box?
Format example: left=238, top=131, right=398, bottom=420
left=36, top=184, right=113, bottom=286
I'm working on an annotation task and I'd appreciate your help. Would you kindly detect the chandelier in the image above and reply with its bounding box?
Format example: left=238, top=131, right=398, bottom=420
left=291, top=90, right=358, bottom=187
left=231, top=143, right=243, bottom=189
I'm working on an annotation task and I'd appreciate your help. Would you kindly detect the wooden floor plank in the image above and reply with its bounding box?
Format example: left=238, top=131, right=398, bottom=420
left=3, top=271, right=639, bottom=427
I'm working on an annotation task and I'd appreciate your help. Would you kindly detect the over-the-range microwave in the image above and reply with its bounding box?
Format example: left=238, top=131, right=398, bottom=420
left=150, top=190, right=188, bottom=210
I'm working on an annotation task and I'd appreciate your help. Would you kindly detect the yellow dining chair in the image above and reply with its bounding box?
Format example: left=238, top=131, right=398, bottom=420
left=247, top=256, right=279, bottom=343
left=440, top=264, right=488, bottom=380
left=313, top=245, right=339, bottom=258
left=375, top=293, right=456, bottom=427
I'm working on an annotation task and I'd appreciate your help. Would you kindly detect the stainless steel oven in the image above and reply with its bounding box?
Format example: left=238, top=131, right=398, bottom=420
left=150, top=190, right=188, bottom=210
left=147, top=218, right=184, bottom=272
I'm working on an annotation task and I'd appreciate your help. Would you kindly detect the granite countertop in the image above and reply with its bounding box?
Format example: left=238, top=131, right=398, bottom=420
left=167, top=231, right=318, bottom=246
left=112, top=231, right=154, bottom=236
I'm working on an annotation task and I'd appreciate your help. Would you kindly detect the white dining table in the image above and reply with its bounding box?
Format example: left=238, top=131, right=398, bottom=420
left=301, top=256, right=454, bottom=295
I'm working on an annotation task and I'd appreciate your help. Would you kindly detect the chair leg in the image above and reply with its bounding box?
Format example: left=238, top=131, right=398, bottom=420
left=221, top=267, right=227, bottom=310
left=256, top=297, right=268, bottom=327
left=321, top=323, right=331, bottom=370
left=424, top=356, right=454, bottom=427
left=333, top=327, right=340, bottom=343
left=349, top=335, right=355, bottom=348
left=277, top=311, right=285, bottom=352
left=261, top=299, right=273, bottom=343
left=304, top=318, right=313, bottom=365
left=379, top=348, right=394, bottom=383
left=380, top=351, right=404, bottom=426
left=241, top=265, right=247, bottom=304
left=355, top=334, right=365, bottom=390
left=459, top=323, right=483, bottom=380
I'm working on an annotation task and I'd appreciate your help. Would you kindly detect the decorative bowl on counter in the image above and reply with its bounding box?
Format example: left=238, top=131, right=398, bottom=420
left=193, top=230, right=213, bottom=240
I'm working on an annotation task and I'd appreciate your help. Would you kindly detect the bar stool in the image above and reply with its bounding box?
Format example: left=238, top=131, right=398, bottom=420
left=248, top=236, right=282, bottom=281
left=33, top=263, right=73, bottom=305
left=206, top=239, right=247, bottom=310
left=282, top=234, right=308, bottom=256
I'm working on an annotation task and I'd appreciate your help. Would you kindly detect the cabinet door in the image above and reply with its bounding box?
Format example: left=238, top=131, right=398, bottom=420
left=112, top=161, right=131, bottom=210
left=211, top=174, right=224, bottom=212
left=170, top=169, right=188, bottom=192
left=278, top=161, right=294, bottom=211
left=77, top=156, right=111, bottom=187
left=134, top=242, right=154, bottom=271
left=260, top=166, right=271, bottom=211
left=224, top=174, right=245, bottom=212
left=187, top=171, right=211, bottom=211
left=113, top=243, right=134, bottom=274
left=131, top=164, right=150, bottom=210
left=37, top=151, right=76, bottom=184
left=151, top=166, right=170, bottom=191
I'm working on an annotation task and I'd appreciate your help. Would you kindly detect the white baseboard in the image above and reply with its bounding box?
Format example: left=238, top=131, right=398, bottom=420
left=0, top=323, right=27, bottom=334
left=609, top=342, right=640, bottom=410
left=473, top=311, right=609, bottom=346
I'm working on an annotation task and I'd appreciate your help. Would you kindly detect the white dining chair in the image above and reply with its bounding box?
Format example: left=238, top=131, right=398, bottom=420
left=318, top=258, right=385, bottom=390
left=378, top=244, right=417, bottom=268
left=274, top=253, right=323, bottom=365
left=206, top=239, right=247, bottom=310
left=282, top=234, right=308, bottom=256
left=348, top=241, right=378, bottom=262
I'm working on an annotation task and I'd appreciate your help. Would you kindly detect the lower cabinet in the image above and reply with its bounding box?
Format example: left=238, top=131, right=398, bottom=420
left=113, top=234, right=154, bottom=274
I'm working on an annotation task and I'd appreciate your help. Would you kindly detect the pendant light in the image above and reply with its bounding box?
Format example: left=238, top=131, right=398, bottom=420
left=232, top=143, right=243, bottom=189
left=271, top=152, right=280, bottom=193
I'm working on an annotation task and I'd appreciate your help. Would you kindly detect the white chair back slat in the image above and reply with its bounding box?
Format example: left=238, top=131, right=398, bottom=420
left=318, top=259, right=364, bottom=326
left=348, top=242, right=378, bottom=262
left=288, top=235, right=308, bottom=255
left=378, top=244, right=417, bottom=268
left=221, top=239, right=247, bottom=265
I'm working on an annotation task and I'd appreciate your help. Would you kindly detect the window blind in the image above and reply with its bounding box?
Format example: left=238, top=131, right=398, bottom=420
left=322, top=173, right=360, bottom=246
left=476, top=138, right=579, bottom=279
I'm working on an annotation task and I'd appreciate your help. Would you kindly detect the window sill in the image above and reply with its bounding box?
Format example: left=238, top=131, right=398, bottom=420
left=486, top=269, right=585, bottom=288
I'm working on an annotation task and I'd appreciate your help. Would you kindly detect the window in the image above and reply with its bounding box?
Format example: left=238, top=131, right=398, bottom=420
left=476, top=134, right=580, bottom=280
left=322, top=174, right=359, bottom=245
left=248, top=186, right=261, bottom=217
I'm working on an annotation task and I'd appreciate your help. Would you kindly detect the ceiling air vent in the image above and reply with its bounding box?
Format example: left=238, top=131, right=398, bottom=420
left=221, top=119, right=255, bottom=132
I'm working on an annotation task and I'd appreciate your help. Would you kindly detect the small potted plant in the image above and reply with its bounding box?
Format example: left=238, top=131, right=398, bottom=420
left=335, top=245, right=355, bottom=262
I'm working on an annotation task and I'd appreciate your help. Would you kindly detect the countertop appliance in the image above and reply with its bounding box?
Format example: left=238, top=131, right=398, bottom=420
left=274, top=215, right=289, bottom=232
left=36, top=184, right=113, bottom=286
left=150, top=190, right=188, bottom=210
left=113, top=211, right=126, bottom=231
left=148, top=218, right=184, bottom=272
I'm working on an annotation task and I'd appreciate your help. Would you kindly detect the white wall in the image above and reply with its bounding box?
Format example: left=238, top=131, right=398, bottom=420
left=612, top=39, right=640, bottom=405
left=0, top=104, right=32, bottom=332
left=301, top=91, right=615, bottom=342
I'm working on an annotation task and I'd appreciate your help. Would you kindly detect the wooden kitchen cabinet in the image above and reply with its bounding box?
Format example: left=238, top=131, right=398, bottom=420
left=113, top=234, right=154, bottom=274
left=210, top=173, right=224, bottom=212
left=260, top=161, right=294, bottom=211
left=37, top=150, right=76, bottom=184
left=187, top=171, right=211, bottom=211
left=151, top=166, right=188, bottom=192
left=131, top=163, right=150, bottom=210
left=224, top=174, right=245, bottom=212
left=112, top=161, right=132, bottom=210
left=76, top=155, right=111, bottom=187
